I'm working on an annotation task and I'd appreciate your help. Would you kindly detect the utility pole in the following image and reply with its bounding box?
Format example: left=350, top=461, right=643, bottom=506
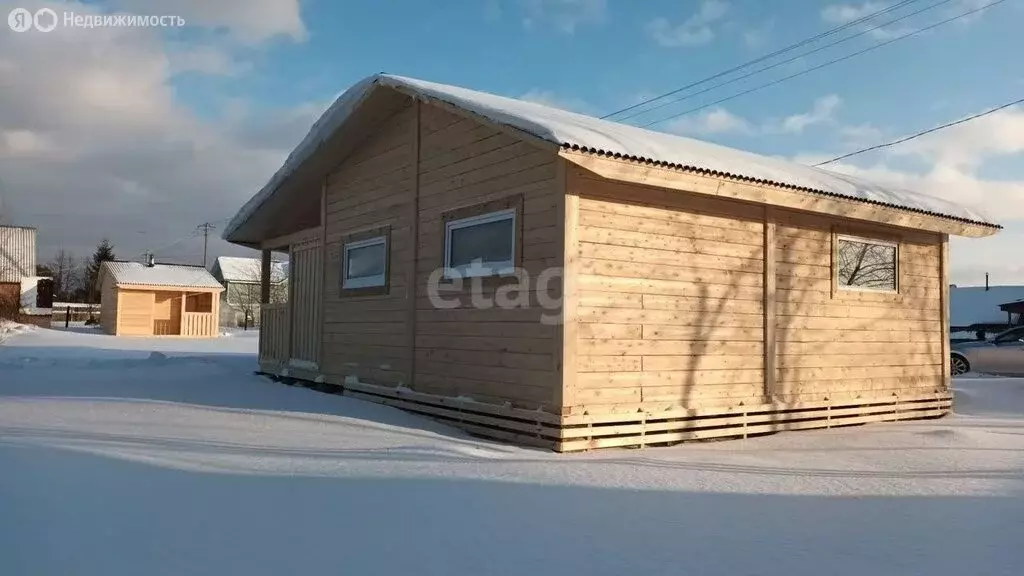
left=196, top=222, right=216, bottom=268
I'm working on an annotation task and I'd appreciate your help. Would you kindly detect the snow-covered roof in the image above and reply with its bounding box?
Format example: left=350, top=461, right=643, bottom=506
left=211, top=256, right=287, bottom=283
left=225, top=74, right=999, bottom=242
left=100, top=261, right=224, bottom=290
left=950, top=286, right=1024, bottom=327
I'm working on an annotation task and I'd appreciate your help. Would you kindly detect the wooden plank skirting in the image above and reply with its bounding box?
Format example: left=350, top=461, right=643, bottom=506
left=555, top=393, right=952, bottom=452
left=256, top=367, right=952, bottom=452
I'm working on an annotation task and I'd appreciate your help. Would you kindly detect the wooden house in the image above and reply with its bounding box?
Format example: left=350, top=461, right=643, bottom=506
left=97, top=259, right=224, bottom=337
left=223, top=74, right=1000, bottom=451
left=210, top=256, right=288, bottom=327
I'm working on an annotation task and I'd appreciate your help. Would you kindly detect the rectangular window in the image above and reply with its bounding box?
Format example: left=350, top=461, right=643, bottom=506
left=444, top=208, right=516, bottom=278
left=342, top=236, right=387, bottom=289
left=836, top=235, right=898, bottom=292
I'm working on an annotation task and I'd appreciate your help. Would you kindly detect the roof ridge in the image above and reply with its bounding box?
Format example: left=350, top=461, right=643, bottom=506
left=224, top=73, right=999, bottom=244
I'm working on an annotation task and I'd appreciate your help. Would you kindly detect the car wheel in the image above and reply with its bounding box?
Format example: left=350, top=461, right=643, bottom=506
left=950, top=354, right=970, bottom=376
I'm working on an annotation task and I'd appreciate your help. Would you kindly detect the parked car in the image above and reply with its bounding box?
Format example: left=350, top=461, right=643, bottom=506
left=951, top=326, right=1024, bottom=376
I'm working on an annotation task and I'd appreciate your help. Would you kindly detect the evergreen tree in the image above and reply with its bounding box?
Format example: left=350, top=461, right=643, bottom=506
left=85, top=239, right=116, bottom=303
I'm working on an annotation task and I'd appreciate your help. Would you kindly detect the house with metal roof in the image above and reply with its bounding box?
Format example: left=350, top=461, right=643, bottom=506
left=210, top=256, right=289, bottom=328
left=97, top=258, right=224, bottom=337
left=950, top=284, right=1024, bottom=334
left=1, top=225, right=53, bottom=327
left=222, top=74, right=1000, bottom=451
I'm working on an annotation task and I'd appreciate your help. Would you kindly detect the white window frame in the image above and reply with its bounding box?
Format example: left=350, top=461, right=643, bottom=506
left=444, top=208, right=517, bottom=279
left=836, top=234, right=899, bottom=293
left=342, top=235, right=388, bottom=289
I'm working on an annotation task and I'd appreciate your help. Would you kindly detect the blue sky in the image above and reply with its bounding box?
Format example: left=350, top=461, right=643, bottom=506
left=2, top=0, right=1023, bottom=283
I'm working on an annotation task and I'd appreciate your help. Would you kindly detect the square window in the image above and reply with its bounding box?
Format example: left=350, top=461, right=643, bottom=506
left=444, top=208, right=516, bottom=278
left=836, top=236, right=898, bottom=292
left=342, top=235, right=387, bottom=289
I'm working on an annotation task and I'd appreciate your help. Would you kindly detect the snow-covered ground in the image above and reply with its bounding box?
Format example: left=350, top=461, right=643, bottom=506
left=1, top=327, right=1022, bottom=575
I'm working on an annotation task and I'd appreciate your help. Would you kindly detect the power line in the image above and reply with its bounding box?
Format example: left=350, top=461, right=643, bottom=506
left=815, top=96, right=1024, bottom=166
left=616, top=0, right=957, bottom=124
left=603, top=0, right=922, bottom=121
left=196, top=222, right=217, bottom=268
left=641, top=0, right=1010, bottom=128
left=132, top=229, right=199, bottom=262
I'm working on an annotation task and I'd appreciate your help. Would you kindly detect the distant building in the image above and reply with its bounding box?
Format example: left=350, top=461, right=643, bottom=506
left=0, top=225, right=52, bottom=326
left=96, top=259, right=223, bottom=337
left=210, top=256, right=288, bottom=327
left=950, top=285, right=1024, bottom=338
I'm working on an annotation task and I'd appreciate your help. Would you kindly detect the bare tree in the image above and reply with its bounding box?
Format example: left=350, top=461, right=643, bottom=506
left=227, top=260, right=287, bottom=329
left=47, top=249, right=80, bottom=301
left=837, top=239, right=897, bottom=290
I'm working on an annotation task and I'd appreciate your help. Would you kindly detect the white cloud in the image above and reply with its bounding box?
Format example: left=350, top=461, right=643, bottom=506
left=820, top=0, right=997, bottom=41
left=664, top=107, right=752, bottom=136
left=772, top=94, right=842, bottom=134
left=647, top=0, right=730, bottom=47
left=838, top=123, right=886, bottom=147
left=521, top=0, right=607, bottom=33
left=519, top=88, right=596, bottom=114
left=484, top=0, right=503, bottom=22
left=742, top=20, right=774, bottom=50
left=168, top=44, right=250, bottom=76
left=820, top=1, right=888, bottom=25
left=108, top=0, right=306, bottom=43
left=819, top=2, right=915, bottom=40
left=799, top=106, right=1024, bottom=284
left=0, top=0, right=317, bottom=262
left=657, top=95, right=839, bottom=137
left=893, top=107, right=1024, bottom=171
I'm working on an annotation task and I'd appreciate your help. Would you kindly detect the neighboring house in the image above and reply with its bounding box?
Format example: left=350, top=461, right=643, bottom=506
left=950, top=285, right=1024, bottom=337
left=222, top=74, right=999, bottom=451
left=97, top=259, right=224, bottom=337
left=999, top=299, right=1024, bottom=325
left=0, top=225, right=53, bottom=326
left=210, top=256, right=288, bottom=327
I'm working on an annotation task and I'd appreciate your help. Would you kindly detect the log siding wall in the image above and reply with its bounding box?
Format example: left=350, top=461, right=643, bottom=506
left=321, top=102, right=417, bottom=385
left=117, top=290, right=155, bottom=336
left=772, top=209, right=946, bottom=402
left=267, top=95, right=955, bottom=448
left=319, top=100, right=563, bottom=409
left=566, top=168, right=947, bottom=414
left=569, top=166, right=767, bottom=412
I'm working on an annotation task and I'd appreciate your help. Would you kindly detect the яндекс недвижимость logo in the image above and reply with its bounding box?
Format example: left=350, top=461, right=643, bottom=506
left=8, top=7, right=184, bottom=32
left=8, top=7, right=57, bottom=32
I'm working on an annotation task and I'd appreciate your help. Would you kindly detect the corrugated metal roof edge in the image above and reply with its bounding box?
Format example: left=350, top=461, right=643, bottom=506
left=115, top=278, right=221, bottom=284
left=562, top=143, right=1002, bottom=230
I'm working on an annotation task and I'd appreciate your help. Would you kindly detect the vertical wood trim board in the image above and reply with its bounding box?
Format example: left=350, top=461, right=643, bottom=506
left=829, top=225, right=838, bottom=300
left=179, top=291, right=187, bottom=336
left=260, top=249, right=272, bottom=304
left=114, top=284, right=121, bottom=336
left=940, top=234, right=951, bottom=390
left=555, top=159, right=577, bottom=409
left=406, top=100, right=421, bottom=386
left=403, top=99, right=419, bottom=385
left=763, top=206, right=776, bottom=401
left=319, top=177, right=328, bottom=368
left=287, top=243, right=297, bottom=361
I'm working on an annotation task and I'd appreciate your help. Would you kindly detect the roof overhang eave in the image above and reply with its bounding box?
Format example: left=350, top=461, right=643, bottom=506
left=560, top=149, right=1001, bottom=239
